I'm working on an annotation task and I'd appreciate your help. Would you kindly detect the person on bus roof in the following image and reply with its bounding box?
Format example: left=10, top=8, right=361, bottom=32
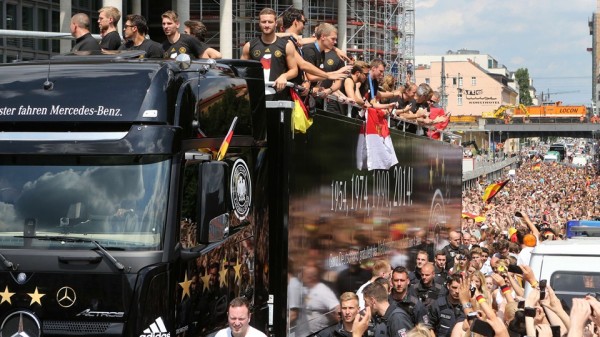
left=161, top=11, right=219, bottom=60
left=98, top=6, right=122, bottom=50
left=70, top=13, right=101, bottom=52
left=119, top=14, right=163, bottom=59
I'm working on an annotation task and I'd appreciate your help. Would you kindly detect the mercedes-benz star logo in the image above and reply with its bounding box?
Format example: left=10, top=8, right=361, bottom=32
left=56, top=287, right=76, bottom=308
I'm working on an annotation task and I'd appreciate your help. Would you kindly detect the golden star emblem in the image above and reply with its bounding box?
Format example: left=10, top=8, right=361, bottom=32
left=179, top=272, right=192, bottom=301
left=28, top=287, right=45, bottom=306
left=200, top=271, right=211, bottom=292
left=0, top=286, right=15, bottom=305
left=219, top=264, right=229, bottom=288
left=233, top=262, right=243, bottom=283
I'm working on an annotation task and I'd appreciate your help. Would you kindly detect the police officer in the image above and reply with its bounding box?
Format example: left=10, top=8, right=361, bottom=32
left=388, top=266, right=427, bottom=325
left=413, top=263, right=445, bottom=308
left=363, top=282, right=413, bottom=337
left=433, top=251, right=448, bottom=287
left=425, top=274, right=466, bottom=337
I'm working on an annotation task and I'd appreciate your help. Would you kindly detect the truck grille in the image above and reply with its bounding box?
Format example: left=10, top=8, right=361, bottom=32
left=43, top=321, right=118, bottom=334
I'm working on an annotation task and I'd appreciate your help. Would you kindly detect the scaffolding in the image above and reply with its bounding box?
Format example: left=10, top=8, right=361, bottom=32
left=189, top=0, right=415, bottom=83
left=190, top=0, right=293, bottom=56
left=303, top=0, right=413, bottom=84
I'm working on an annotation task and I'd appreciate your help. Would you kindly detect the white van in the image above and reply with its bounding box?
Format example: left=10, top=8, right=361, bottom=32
left=543, top=153, right=559, bottom=163
left=528, top=235, right=600, bottom=310
left=572, top=156, right=588, bottom=167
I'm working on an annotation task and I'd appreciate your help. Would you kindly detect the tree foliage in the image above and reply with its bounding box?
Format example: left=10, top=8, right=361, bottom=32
left=515, top=68, right=533, bottom=106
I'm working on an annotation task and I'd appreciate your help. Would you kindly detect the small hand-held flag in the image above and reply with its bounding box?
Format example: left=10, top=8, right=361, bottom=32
left=216, top=116, right=238, bottom=161
left=482, top=179, right=509, bottom=203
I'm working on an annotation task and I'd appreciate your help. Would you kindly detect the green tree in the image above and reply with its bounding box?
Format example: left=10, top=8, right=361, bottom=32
left=515, top=68, right=533, bottom=106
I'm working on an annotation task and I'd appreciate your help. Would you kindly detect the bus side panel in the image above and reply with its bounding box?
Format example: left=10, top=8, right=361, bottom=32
left=284, top=112, right=462, bottom=337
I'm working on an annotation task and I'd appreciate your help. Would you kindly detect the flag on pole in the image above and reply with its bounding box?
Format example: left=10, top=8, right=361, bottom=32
left=482, top=179, right=509, bottom=203
left=216, top=116, right=238, bottom=161
left=357, top=108, right=398, bottom=171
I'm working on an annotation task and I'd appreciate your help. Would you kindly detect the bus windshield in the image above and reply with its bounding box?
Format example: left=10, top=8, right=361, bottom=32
left=0, top=156, right=170, bottom=250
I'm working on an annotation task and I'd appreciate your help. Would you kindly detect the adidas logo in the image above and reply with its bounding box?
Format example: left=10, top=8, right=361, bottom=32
left=139, top=317, right=170, bottom=337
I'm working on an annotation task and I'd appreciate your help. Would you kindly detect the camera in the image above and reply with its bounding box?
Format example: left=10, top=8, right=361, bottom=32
left=467, top=312, right=478, bottom=321
left=524, top=307, right=536, bottom=317
left=539, top=279, right=547, bottom=300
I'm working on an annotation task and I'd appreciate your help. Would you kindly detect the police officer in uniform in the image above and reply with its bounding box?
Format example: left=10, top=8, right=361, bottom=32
left=413, top=263, right=445, bottom=308
left=363, top=282, right=413, bottom=337
left=433, top=251, right=448, bottom=287
left=426, top=274, right=466, bottom=337
left=388, top=267, right=428, bottom=325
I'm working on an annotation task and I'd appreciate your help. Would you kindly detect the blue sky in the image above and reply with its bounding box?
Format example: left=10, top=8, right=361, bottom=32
left=415, top=0, right=594, bottom=106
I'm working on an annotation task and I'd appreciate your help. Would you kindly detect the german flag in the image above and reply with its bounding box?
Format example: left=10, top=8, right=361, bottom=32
left=532, top=162, right=541, bottom=171
left=216, top=116, right=238, bottom=161
left=482, top=179, right=509, bottom=203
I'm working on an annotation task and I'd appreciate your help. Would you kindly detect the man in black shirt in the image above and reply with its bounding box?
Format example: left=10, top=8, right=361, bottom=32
left=98, top=6, right=121, bottom=50
left=70, top=13, right=101, bottom=52
left=161, top=11, right=212, bottom=59
left=241, top=8, right=297, bottom=100
left=119, top=14, right=163, bottom=59
left=321, top=49, right=346, bottom=113
left=301, top=23, right=340, bottom=109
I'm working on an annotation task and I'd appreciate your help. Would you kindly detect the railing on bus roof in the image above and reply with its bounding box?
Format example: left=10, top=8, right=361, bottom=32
left=265, top=81, right=461, bottom=143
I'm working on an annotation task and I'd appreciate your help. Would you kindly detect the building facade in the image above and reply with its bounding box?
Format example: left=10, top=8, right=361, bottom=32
left=1, top=0, right=414, bottom=83
left=415, top=51, right=519, bottom=117
left=0, top=0, right=108, bottom=62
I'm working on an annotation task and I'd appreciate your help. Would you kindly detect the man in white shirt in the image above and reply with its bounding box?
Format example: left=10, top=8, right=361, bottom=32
left=215, top=297, right=267, bottom=337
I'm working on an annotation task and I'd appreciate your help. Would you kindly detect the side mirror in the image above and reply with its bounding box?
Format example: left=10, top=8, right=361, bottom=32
left=197, top=161, right=229, bottom=244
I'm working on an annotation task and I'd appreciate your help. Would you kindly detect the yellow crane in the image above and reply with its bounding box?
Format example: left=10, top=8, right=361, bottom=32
left=482, top=104, right=529, bottom=120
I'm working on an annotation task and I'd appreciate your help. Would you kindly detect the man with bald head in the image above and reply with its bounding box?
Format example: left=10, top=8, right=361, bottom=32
left=413, top=263, right=444, bottom=307
left=70, top=13, right=101, bottom=52
left=440, top=231, right=462, bottom=270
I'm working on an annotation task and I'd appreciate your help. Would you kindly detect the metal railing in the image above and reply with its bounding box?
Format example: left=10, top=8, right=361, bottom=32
left=265, top=82, right=461, bottom=143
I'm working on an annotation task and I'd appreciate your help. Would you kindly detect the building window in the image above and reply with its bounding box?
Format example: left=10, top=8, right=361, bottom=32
left=458, top=76, right=463, bottom=87
left=52, top=10, right=60, bottom=53
left=22, top=6, right=35, bottom=49
left=452, top=77, right=457, bottom=86
left=458, top=91, right=463, bottom=106
left=6, top=4, right=18, bottom=47
left=471, top=76, right=476, bottom=86
left=0, top=5, right=4, bottom=47
left=425, top=78, right=430, bottom=84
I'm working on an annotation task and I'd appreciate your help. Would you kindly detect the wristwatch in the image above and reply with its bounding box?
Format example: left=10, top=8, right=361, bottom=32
left=462, top=302, right=473, bottom=309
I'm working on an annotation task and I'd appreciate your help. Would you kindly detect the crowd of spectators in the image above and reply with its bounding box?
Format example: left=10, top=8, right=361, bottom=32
left=294, top=155, right=600, bottom=337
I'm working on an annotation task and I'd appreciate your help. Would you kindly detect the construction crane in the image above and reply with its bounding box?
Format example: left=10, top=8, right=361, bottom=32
left=540, top=90, right=580, bottom=104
